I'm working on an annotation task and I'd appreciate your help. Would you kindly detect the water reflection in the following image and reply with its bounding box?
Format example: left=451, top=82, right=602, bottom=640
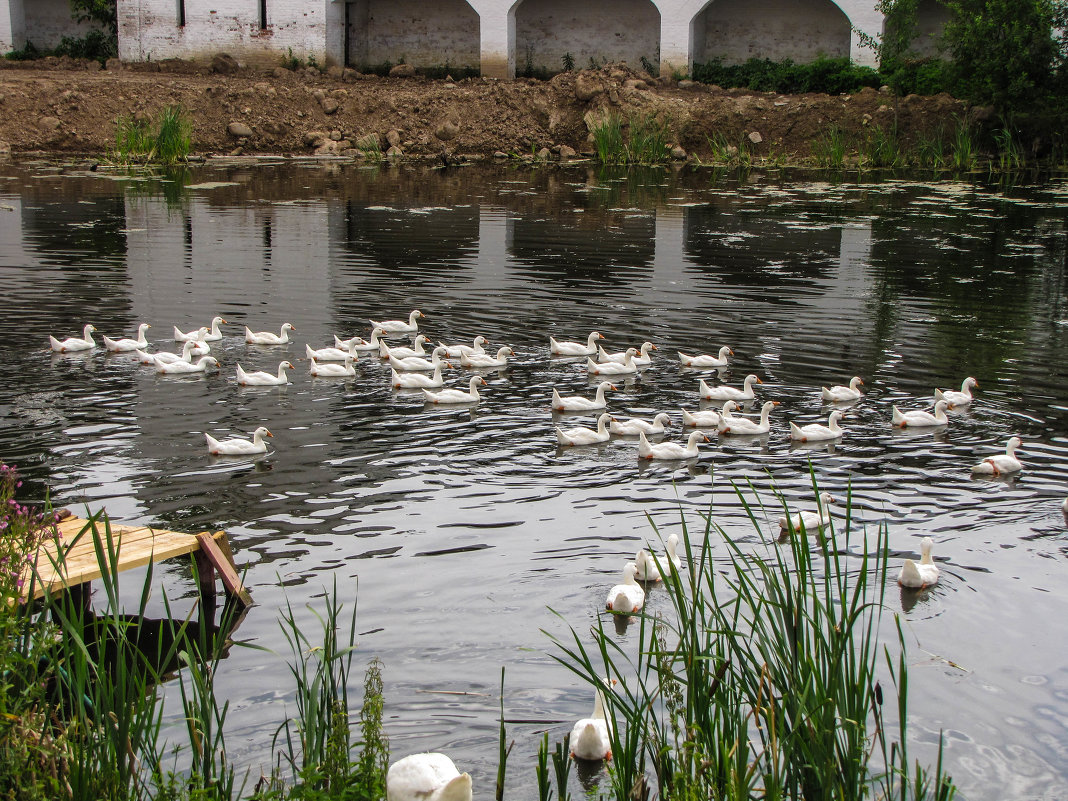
left=0, top=162, right=1067, bottom=800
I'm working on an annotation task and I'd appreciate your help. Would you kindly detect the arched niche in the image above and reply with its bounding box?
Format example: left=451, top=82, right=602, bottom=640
left=345, top=0, right=480, bottom=71
left=692, top=0, right=851, bottom=66
left=883, top=0, right=951, bottom=59
left=513, top=0, right=660, bottom=76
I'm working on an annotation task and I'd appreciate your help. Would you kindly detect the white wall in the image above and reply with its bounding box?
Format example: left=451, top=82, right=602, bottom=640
left=117, top=0, right=337, bottom=67
left=24, top=0, right=98, bottom=49
left=346, top=0, right=479, bottom=70
left=514, top=0, right=660, bottom=74
left=0, top=0, right=26, bottom=54
left=108, top=0, right=897, bottom=76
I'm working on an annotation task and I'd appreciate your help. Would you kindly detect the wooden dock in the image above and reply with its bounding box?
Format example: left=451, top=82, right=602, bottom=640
left=20, top=511, right=251, bottom=607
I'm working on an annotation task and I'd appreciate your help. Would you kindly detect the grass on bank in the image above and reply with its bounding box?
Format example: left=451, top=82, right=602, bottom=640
left=111, top=106, right=192, bottom=166
left=589, top=112, right=671, bottom=165
left=0, top=464, right=955, bottom=800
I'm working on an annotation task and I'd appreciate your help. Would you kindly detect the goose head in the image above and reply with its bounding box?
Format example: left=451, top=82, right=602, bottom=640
left=470, top=376, right=487, bottom=390
left=137, top=323, right=152, bottom=336
left=495, top=347, right=514, bottom=359
left=933, top=399, right=950, bottom=416
left=742, top=374, right=762, bottom=389
left=828, top=410, right=845, bottom=428
left=200, top=356, right=221, bottom=370
left=1005, top=435, right=1022, bottom=456
left=652, top=413, right=671, bottom=429
left=622, top=562, right=639, bottom=584
left=718, top=346, right=733, bottom=360
left=849, top=376, right=864, bottom=390
left=252, top=426, right=274, bottom=443
left=596, top=412, right=612, bottom=431
left=686, top=431, right=710, bottom=447
left=722, top=400, right=739, bottom=415
left=963, top=376, right=978, bottom=391
left=919, top=536, right=934, bottom=564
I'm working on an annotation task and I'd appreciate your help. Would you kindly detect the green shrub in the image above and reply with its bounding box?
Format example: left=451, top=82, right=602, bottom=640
left=692, top=56, right=882, bottom=94
left=112, top=105, right=192, bottom=165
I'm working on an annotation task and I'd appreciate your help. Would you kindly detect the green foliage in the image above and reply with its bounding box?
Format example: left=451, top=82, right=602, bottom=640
left=112, top=106, right=192, bottom=165
left=3, top=40, right=40, bottom=60
left=70, top=0, right=118, bottom=37
left=352, top=658, right=389, bottom=801
left=591, top=112, right=671, bottom=165
left=692, top=56, right=882, bottom=94
left=547, top=483, right=957, bottom=801
left=562, top=52, right=575, bottom=72
left=814, top=124, right=847, bottom=168
left=640, top=55, right=657, bottom=77
left=951, top=117, right=976, bottom=171
left=861, top=123, right=903, bottom=169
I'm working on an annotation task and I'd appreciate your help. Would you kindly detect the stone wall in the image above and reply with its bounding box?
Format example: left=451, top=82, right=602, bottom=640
left=693, top=0, right=852, bottom=66
left=1, top=0, right=101, bottom=53
left=514, top=0, right=661, bottom=74
left=346, top=0, right=480, bottom=70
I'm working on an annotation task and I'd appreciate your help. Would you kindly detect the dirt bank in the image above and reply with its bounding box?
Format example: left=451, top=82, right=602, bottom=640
left=0, top=58, right=969, bottom=163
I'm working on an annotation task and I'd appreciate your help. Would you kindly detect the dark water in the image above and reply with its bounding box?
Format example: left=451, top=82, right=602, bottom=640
left=1, top=161, right=1067, bottom=799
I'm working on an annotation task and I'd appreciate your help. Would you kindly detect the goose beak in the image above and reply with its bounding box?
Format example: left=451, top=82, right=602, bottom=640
left=480, top=378, right=487, bottom=385
left=773, top=401, right=780, bottom=406
left=728, top=348, right=734, bottom=355
left=598, top=333, right=605, bottom=339
left=266, top=430, right=274, bottom=438
left=610, top=384, right=618, bottom=390
left=858, top=378, right=864, bottom=385
left=756, top=377, right=764, bottom=383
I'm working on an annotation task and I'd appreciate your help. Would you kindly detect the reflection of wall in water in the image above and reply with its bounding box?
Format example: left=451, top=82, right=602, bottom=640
left=124, top=197, right=334, bottom=327
left=507, top=211, right=655, bottom=285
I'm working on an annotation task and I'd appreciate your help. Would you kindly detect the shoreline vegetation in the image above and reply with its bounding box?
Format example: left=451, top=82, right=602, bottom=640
left=0, top=463, right=955, bottom=800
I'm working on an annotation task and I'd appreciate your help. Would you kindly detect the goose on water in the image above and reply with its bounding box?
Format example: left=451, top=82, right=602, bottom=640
left=380, top=334, right=432, bottom=360
left=599, top=341, right=656, bottom=365
left=821, top=376, right=864, bottom=402
left=439, top=335, right=489, bottom=359
left=309, top=356, right=356, bottom=378
left=971, top=436, right=1023, bottom=476
left=236, top=361, right=293, bottom=386
left=638, top=430, right=708, bottom=460
left=245, top=323, right=296, bottom=345
left=205, top=426, right=273, bottom=456
left=176, top=316, right=226, bottom=342
left=779, top=492, right=835, bottom=535
left=103, top=323, right=151, bottom=352
left=719, top=400, right=778, bottom=435
left=892, top=400, right=949, bottom=428
left=49, top=324, right=96, bottom=352
left=141, top=340, right=196, bottom=365
left=605, top=562, right=645, bottom=614
left=552, top=381, right=616, bottom=412
left=154, top=355, right=219, bottom=375
left=678, top=346, right=732, bottom=368
left=609, top=412, right=671, bottom=436
left=790, top=410, right=846, bottom=442
left=386, top=753, right=471, bottom=801
left=634, top=533, right=682, bottom=581
left=556, top=412, right=612, bottom=446
left=681, top=401, right=737, bottom=428
left=461, top=346, right=514, bottom=369
left=392, top=365, right=447, bottom=389
left=334, top=327, right=387, bottom=352
left=570, top=680, right=616, bottom=762
left=422, top=376, right=486, bottom=405
left=935, top=376, right=978, bottom=408
left=389, top=346, right=450, bottom=373
left=897, top=537, right=940, bottom=588
left=371, top=310, right=423, bottom=334
left=306, top=342, right=360, bottom=362
left=699, top=374, right=762, bottom=402
left=587, top=348, right=638, bottom=376
left=550, top=331, right=604, bottom=356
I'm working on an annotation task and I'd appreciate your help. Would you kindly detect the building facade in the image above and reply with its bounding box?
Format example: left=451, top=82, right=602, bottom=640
left=2, top=0, right=950, bottom=80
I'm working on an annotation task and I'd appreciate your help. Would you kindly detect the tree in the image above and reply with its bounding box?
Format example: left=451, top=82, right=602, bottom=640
left=70, top=0, right=117, bottom=37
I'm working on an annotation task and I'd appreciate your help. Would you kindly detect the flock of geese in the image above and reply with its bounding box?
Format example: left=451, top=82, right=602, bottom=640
left=48, top=313, right=1066, bottom=799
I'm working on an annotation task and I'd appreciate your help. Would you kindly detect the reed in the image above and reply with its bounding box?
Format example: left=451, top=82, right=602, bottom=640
left=861, top=123, right=902, bottom=169
left=813, top=125, right=847, bottom=169
left=916, top=125, right=948, bottom=169
left=950, top=118, right=976, bottom=172
left=625, top=114, right=671, bottom=164
left=548, top=482, right=956, bottom=801
left=993, top=127, right=1023, bottom=171
left=112, top=105, right=192, bottom=165
left=591, top=113, right=625, bottom=164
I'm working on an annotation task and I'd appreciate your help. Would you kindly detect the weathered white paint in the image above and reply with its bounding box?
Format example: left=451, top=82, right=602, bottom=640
left=105, top=0, right=913, bottom=77
left=514, top=0, right=660, bottom=75
left=346, top=0, right=479, bottom=70
left=0, top=0, right=26, bottom=54
left=117, top=0, right=340, bottom=67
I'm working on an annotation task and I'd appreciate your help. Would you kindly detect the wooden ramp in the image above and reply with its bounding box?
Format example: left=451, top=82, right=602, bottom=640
left=20, top=512, right=251, bottom=607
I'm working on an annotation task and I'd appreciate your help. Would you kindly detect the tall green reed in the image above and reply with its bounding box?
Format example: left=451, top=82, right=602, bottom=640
left=548, top=482, right=956, bottom=801
left=113, top=106, right=193, bottom=165
left=951, top=118, right=976, bottom=172
left=813, top=125, right=847, bottom=169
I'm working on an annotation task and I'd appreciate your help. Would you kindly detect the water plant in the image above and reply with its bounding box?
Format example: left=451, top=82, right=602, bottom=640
left=861, top=123, right=903, bottom=169
left=814, top=124, right=847, bottom=168
left=547, top=482, right=956, bottom=801
left=950, top=117, right=976, bottom=171
left=112, top=105, right=192, bottom=165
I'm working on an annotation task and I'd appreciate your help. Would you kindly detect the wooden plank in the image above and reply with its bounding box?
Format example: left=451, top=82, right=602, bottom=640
left=19, top=515, right=249, bottom=605
left=196, top=532, right=252, bottom=607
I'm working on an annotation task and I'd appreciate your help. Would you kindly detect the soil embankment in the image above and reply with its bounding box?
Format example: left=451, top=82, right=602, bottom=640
left=0, top=58, right=969, bottom=162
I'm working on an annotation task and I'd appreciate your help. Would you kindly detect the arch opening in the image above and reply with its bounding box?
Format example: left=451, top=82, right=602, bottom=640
left=345, top=0, right=480, bottom=73
left=692, top=0, right=851, bottom=66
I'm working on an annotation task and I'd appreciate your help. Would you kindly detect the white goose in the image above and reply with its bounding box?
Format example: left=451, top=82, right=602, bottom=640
left=371, top=309, right=423, bottom=334
left=570, top=681, right=615, bottom=762
left=550, top=331, right=604, bottom=356
left=971, top=436, right=1023, bottom=476
left=605, top=562, right=645, bottom=614
left=422, top=376, right=486, bottom=405
left=610, top=413, right=671, bottom=436
left=892, top=400, right=949, bottom=428
left=236, top=361, right=293, bottom=386
left=719, top=400, right=778, bottom=435
left=681, top=401, right=738, bottom=428
left=205, top=426, right=272, bottom=456
left=309, top=356, right=356, bottom=378
left=821, top=376, right=864, bottom=402
left=552, top=381, right=616, bottom=412
left=599, top=341, right=656, bottom=365
left=439, top=335, right=488, bottom=359
left=103, top=323, right=151, bottom=352
left=49, top=324, right=96, bottom=352
left=389, top=346, right=450, bottom=373
left=779, top=492, right=835, bottom=534
left=392, top=365, right=446, bottom=389
left=790, top=410, right=846, bottom=442
left=334, top=327, right=387, bottom=352
left=176, top=316, right=226, bottom=342
left=935, top=376, right=978, bottom=408
left=634, top=533, right=682, bottom=582
left=638, top=430, right=708, bottom=460
left=141, top=340, right=197, bottom=365
left=245, top=323, right=295, bottom=345
left=897, top=537, right=940, bottom=588
left=154, top=355, right=219, bottom=375
left=386, top=753, right=471, bottom=801
left=699, top=374, right=762, bottom=402
left=306, top=342, right=359, bottom=362
left=556, top=412, right=612, bottom=446
left=678, top=346, right=732, bottom=368
left=461, top=347, right=514, bottom=369
left=587, top=348, right=638, bottom=376
left=380, top=334, right=432, bottom=360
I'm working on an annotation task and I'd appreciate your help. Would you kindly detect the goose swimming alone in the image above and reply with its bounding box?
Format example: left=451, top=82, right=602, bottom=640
left=892, top=400, right=949, bottom=428
left=971, top=436, right=1023, bottom=476
left=605, top=562, right=645, bottom=614
left=205, top=426, right=273, bottom=456
left=897, top=537, right=940, bottom=588
left=570, top=681, right=616, bottom=762
left=371, top=310, right=424, bottom=334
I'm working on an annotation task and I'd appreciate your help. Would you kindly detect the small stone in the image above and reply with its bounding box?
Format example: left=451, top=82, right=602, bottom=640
left=876, top=104, right=890, bottom=113
left=342, top=68, right=359, bottom=81
left=326, top=65, right=343, bottom=79
left=229, top=147, right=244, bottom=156
left=389, top=64, right=416, bottom=78
left=537, top=147, right=551, bottom=160
left=386, top=129, right=402, bottom=148
left=879, top=84, right=891, bottom=93
left=273, top=67, right=291, bottom=79
left=105, top=58, right=122, bottom=71
left=38, top=117, right=61, bottom=132
left=558, top=144, right=577, bottom=160
left=227, top=121, right=254, bottom=138
left=303, top=130, right=327, bottom=147
left=671, top=146, right=687, bottom=159
left=329, top=130, right=342, bottom=141
left=386, top=145, right=403, bottom=157
left=434, top=117, right=460, bottom=141
left=493, top=150, right=508, bottom=159
left=747, top=131, right=763, bottom=144
left=678, top=79, right=696, bottom=89
left=623, top=79, right=647, bottom=90
left=85, top=61, right=101, bottom=72
left=0, top=140, right=11, bottom=154
left=321, top=97, right=340, bottom=114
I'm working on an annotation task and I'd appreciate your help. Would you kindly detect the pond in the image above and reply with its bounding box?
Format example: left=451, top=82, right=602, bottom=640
left=1, top=160, right=1066, bottom=799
